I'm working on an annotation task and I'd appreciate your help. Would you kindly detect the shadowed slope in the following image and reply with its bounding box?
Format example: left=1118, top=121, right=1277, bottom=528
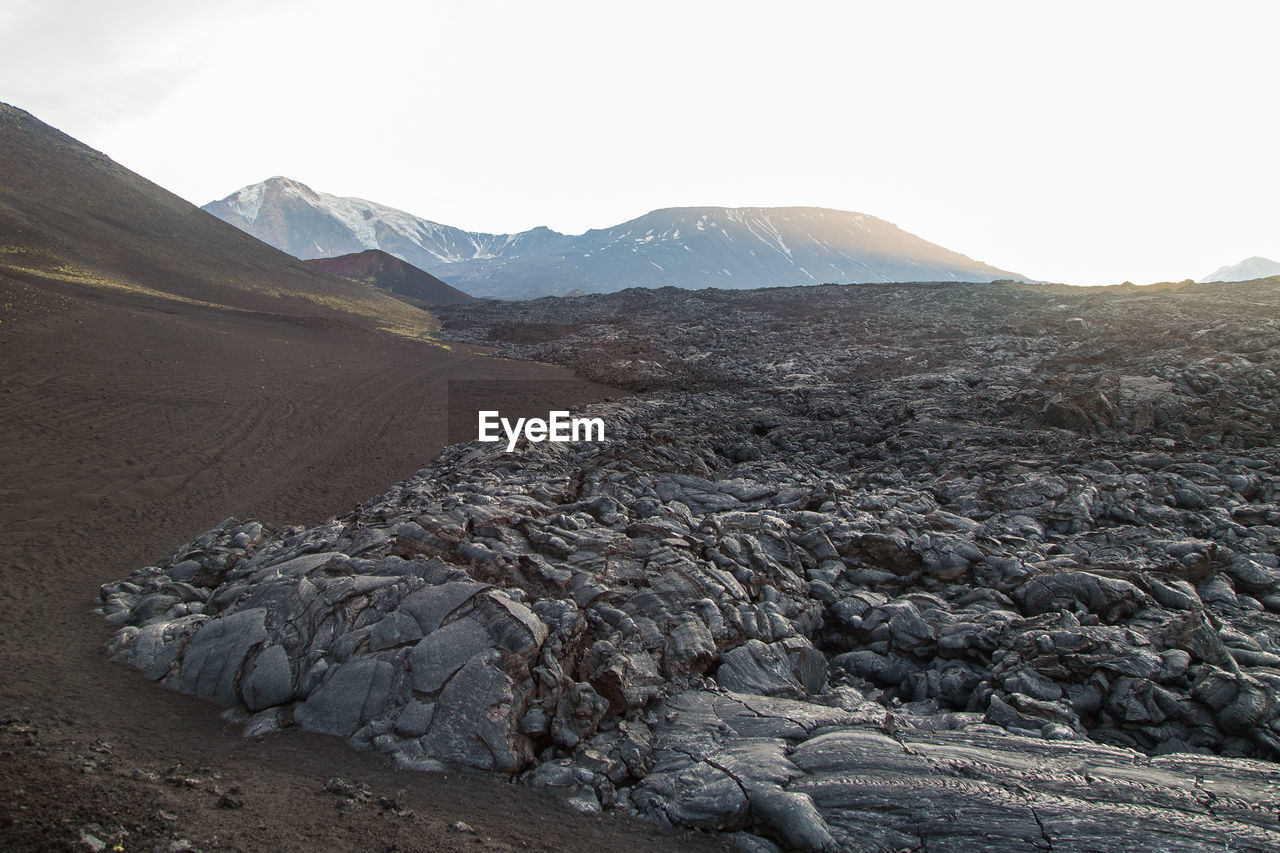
left=304, top=248, right=477, bottom=306
left=0, top=103, right=433, bottom=337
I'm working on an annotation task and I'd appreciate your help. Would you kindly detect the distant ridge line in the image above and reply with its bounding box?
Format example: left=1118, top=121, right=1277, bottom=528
left=204, top=176, right=1030, bottom=299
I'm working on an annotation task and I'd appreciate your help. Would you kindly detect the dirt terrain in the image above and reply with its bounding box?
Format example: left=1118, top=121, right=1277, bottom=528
left=0, top=274, right=721, bottom=852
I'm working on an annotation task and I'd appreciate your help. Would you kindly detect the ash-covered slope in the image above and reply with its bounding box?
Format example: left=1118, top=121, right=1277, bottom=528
left=303, top=249, right=476, bottom=307
left=100, top=279, right=1280, bottom=851
left=1200, top=256, right=1280, bottom=283
left=204, top=177, right=1026, bottom=298
left=0, top=106, right=431, bottom=336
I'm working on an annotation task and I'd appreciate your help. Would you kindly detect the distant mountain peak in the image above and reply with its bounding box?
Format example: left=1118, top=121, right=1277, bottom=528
left=1200, top=256, right=1280, bottom=283
left=204, top=178, right=1029, bottom=298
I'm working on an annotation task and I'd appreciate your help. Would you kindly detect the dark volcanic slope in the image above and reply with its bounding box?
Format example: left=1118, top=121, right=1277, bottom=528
left=303, top=248, right=476, bottom=306
left=100, top=278, right=1280, bottom=851
left=0, top=104, right=429, bottom=336
left=204, top=176, right=1027, bottom=298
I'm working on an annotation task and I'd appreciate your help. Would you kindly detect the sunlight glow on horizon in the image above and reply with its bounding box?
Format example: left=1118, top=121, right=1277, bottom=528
left=2, top=0, right=1278, bottom=286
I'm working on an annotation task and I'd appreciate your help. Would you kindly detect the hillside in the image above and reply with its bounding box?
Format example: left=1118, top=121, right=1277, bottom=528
left=204, top=177, right=1028, bottom=298
left=0, top=105, right=432, bottom=337
left=303, top=249, right=476, bottom=306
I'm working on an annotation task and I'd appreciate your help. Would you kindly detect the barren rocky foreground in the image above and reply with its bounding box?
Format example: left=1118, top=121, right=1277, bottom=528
left=101, top=279, right=1280, bottom=851
left=1, top=102, right=721, bottom=853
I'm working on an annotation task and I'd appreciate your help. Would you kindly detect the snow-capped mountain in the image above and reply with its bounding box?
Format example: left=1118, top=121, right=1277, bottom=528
left=1199, top=256, right=1280, bottom=283
left=202, top=176, right=568, bottom=267
left=203, top=177, right=1027, bottom=298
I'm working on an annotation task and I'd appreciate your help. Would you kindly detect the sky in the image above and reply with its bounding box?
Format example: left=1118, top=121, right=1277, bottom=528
left=2, top=0, right=1277, bottom=285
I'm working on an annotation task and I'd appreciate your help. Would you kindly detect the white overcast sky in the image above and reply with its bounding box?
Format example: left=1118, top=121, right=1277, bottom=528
left=2, top=0, right=1277, bottom=285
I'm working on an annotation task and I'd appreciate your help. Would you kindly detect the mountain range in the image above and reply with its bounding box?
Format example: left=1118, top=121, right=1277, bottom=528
left=203, top=177, right=1027, bottom=298
left=1200, top=256, right=1280, bottom=283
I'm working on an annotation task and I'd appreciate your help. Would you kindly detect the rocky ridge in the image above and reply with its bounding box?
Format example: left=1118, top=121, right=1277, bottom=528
left=99, top=278, right=1280, bottom=851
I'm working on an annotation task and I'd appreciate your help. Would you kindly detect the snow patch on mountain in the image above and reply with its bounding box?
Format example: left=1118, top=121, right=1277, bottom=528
left=223, top=181, right=265, bottom=222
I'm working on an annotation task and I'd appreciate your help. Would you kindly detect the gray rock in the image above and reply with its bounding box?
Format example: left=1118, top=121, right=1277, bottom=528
left=1201, top=575, right=1240, bottom=608
left=748, top=787, right=839, bottom=853
left=106, top=614, right=205, bottom=680
left=410, top=616, right=492, bottom=694
left=479, top=593, right=549, bottom=656
left=294, top=658, right=393, bottom=737
left=172, top=607, right=268, bottom=706
left=589, top=645, right=666, bottom=711
left=632, top=759, right=750, bottom=830
left=664, top=613, right=718, bottom=677
left=393, top=699, right=436, bottom=737
left=1148, top=576, right=1202, bottom=611
left=241, top=644, right=294, bottom=711
left=423, top=652, right=528, bottom=774
left=131, top=592, right=181, bottom=625
left=1226, top=556, right=1277, bottom=593
left=552, top=682, right=610, bottom=750
left=715, top=640, right=803, bottom=697
left=400, top=580, right=490, bottom=635
left=1015, top=571, right=1149, bottom=620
